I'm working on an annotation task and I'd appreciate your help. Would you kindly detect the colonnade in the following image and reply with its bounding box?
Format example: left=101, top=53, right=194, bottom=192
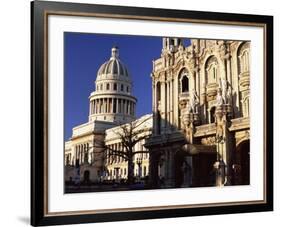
left=89, top=98, right=135, bottom=116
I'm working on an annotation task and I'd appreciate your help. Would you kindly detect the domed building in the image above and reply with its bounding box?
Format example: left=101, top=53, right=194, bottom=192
left=64, top=47, right=141, bottom=184
left=88, top=47, right=136, bottom=123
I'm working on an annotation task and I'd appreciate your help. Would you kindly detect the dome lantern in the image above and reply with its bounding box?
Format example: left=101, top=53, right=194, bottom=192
left=111, top=46, right=119, bottom=59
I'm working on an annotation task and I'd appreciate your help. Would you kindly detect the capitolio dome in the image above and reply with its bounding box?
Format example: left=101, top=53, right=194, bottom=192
left=88, top=46, right=137, bottom=125
left=97, top=46, right=130, bottom=80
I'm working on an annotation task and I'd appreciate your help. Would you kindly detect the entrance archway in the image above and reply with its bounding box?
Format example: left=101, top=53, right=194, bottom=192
left=175, top=151, right=190, bottom=188
left=174, top=149, right=216, bottom=188
left=233, top=140, right=250, bottom=185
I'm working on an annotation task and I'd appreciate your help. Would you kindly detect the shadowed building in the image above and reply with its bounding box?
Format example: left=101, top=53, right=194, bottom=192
left=146, top=38, right=250, bottom=188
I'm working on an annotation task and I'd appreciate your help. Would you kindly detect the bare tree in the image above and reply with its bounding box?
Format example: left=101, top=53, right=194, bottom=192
left=94, top=115, right=152, bottom=185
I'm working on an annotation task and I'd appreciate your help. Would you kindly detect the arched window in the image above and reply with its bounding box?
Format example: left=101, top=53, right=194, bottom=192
left=106, top=83, right=110, bottom=90
left=113, top=83, right=117, bottom=90
left=181, top=75, right=189, bottom=92
left=178, top=68, right=189, bottom=93
left=238, top=42, right=250, bottom=75
left=205, top=56, right=219, bottom=84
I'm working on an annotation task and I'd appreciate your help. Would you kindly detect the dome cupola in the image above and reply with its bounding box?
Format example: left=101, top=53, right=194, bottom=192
left=88, top=46, right=137, bottom=124
left=97, top=46, right=130, bottom=79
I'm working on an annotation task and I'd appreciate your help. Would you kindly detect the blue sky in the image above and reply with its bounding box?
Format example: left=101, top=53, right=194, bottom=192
left=64, top=33, right=190, bottom=140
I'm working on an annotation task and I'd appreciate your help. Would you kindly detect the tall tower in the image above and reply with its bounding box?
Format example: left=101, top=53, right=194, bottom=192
left=88, top=47, right=137, bottom=124
left=162, top=37, right=184, bottom=53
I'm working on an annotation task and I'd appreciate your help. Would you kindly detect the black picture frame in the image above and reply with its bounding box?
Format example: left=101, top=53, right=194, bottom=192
left=31, top=0, right=273, bottom=226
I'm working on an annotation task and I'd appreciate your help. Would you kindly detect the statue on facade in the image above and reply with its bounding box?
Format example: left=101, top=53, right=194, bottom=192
left=226, top=86, right=232, bottom=104
left=188, top=89, right=199, bottom=113
left=221, top=78, right=228, bottom=104
left=216, top=88, right=224, bottom=106
left=218, top=78, right=232, bottom=105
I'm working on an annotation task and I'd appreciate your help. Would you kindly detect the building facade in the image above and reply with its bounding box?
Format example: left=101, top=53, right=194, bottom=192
left=65, top=38, right=250, bottom=189
left=64, top=47, right=150, bottom=183
left=146, top=38, right=250, bottom=188
left=102, top=114, right=152, bottom=182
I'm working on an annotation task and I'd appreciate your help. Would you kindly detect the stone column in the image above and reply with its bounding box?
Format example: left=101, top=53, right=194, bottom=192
left=112, top=98, right=115, bottom=113
left=79, top=145, right=82, bottom=164
left=167, top=80, right=170, bottom=126
left=100, top=98, right=103, bottom=113
left=94, top=100, right=96, bottom=114
left=123, top=100, right=125, bottom=114
left=148, top=148, right=161, bottom=188
left=116, top=98, right=119, bottom=113
left=120, top=99, right=123, bottom=113
left=152, top=81, right=157, bottom=134
left=95, top=99, right=97, bottom=114
left=170, top=79, right=174, bottom=125
left=160, top=79, right=166, bottom=132
left=74, top=146, right=77, bottom=161
left=164, top=150, right=169, bottom=181
left=81, top=145, right=84, bottom=164
left=195, top=66, right=200, bottom=99
left=124, top=99, right=126, bottom=114
left=89, top=101, right=92, bottom=116
left=107, top=98, right=109, bottom=113
left=173, top=75, right=179, bottom=128
left=214, top=104, right=234, bottom=186
left=226, top=56, right=232, bottom=87
left=165, top=150, right=175, bottom=187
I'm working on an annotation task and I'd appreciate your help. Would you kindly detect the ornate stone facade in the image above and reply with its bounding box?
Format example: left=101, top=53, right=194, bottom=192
left=146, top=38, right=250, bottom=188
left=65, top=39, right=251, bottom=189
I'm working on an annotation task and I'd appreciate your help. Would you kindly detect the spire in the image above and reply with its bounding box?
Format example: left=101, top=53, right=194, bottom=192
left=111, top=46, right=119, bottom=59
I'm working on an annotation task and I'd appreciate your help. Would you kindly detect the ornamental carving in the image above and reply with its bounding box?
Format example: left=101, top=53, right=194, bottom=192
left=201, top=136, right=216, bottom=146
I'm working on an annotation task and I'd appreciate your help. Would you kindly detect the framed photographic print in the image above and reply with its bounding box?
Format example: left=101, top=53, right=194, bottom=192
left=31, top=0, right=273, bottom=226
